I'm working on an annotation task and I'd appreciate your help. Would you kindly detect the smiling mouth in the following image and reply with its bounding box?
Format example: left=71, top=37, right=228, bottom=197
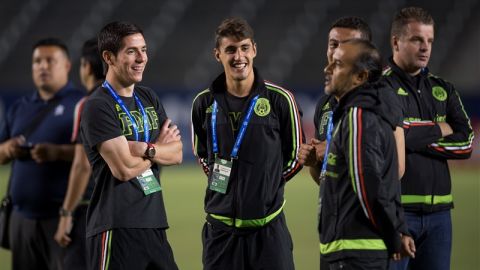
left=132, top=66, right=144, bottom=73
left=231, top=63, right=247, bottom=70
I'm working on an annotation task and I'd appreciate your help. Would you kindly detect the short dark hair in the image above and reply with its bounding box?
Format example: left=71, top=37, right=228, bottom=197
left=215, top=17, right=254, bottom=48
left=98, top=21, right=144, bottom=56
left=330, top=17, right=372, bottom=42
left=81, top=38, right=104, bottom=80
left=391, top=7, right=434, bottom=38
left=345, top=39, right=382, bottom=83
left=32, top=37, right=70, bottom=58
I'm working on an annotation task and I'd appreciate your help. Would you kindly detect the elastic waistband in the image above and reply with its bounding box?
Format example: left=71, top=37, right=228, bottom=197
left=320, top=238, right=387, bottom=255
left=207, top=200, right=286, bottom=229
left=401, top=194, right=452, bottom=205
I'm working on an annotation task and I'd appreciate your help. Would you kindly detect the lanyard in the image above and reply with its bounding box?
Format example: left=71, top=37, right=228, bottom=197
left=102, top=81, right=150, bottom=142
left=320, top=111, right=334, bottom=178
left=211, top=95, right=259, bottom=159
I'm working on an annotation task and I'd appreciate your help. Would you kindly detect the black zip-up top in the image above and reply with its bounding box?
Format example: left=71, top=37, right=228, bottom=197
left=191, top=68, right=304, bottom=228
left=382, top=58, right=474, bottom=213
left=320, top=83, right=407, bottom=261
left=314, top=89, right=403, bottom=149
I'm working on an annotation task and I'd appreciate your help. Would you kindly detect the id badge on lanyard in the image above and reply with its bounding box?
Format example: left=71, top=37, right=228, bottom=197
left=103, top=81, right=161, bottom=196
left=208, top=95, right=259, bottom=194
left=318, top=111, right=333, bottom=214
left=210, top=157, right=233, bottom=194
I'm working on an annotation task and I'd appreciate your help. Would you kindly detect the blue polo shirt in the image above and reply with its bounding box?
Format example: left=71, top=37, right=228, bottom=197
left=0, top=82, right=84, bottom=219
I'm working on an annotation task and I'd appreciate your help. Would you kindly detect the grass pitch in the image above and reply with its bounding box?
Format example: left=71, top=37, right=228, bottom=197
left=0, top=164, right=478, bottom=269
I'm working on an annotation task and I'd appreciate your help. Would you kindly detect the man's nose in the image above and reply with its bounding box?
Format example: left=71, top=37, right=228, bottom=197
left=234, top=49, right=242, bottom=60
left=137, top=51, right=147, bottom=62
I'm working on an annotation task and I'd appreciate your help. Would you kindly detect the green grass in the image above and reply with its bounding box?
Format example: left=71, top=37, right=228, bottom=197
left=0, top=164, right=478, bottom=269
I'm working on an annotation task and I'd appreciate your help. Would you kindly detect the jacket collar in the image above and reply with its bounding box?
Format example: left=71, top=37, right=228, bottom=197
left=31, top=81, right=76, bottom=102
left=387, top=57, right=429, bottom=85
left=334, top=81, right=399, bottom=129
left=210, top=67, right=267, bottom=113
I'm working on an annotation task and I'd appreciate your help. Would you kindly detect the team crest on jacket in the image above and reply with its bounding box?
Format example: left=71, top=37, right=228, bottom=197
left=206, top=105, right=213, bottom=113
left=432, top=86, right=447, bottom=101
left=254, top=98, right=270, bottom=117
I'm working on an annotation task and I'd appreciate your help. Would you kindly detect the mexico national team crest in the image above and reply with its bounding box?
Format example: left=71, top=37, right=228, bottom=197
left=432, top=86, right=447, bottom=101
left=254, top=98, right=270, bottom=117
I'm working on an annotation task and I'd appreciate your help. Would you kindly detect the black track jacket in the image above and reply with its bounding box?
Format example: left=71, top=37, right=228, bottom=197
left=382, top=58, right=474, bottom=213
left=191, top=68, right=304, bottom=228
left=320, top=83, right=407, bottom=261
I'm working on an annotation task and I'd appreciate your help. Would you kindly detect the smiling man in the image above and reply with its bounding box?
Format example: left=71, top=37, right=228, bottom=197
left=80, top=21, right=182, bottom=270
left=191, top=17, right=304, bottom=270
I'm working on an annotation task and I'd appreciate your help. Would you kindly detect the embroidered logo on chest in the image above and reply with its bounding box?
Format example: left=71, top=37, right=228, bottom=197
left=432, top=86, right=447, bottom=101
left=397, top=87, right=408, bottom=96
left=54, top=105, right=64, bottom=116
left=254, top=98, right=270, bottom=117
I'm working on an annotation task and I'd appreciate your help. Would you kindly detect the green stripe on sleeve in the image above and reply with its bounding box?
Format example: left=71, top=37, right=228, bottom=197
left=265, top=85, right=298, bottom=169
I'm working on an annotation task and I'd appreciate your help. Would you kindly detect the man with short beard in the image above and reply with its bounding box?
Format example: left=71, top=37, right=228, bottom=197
left=296, top=17, right=409, bottom=269
left=319, top=39, right=413, bottom=270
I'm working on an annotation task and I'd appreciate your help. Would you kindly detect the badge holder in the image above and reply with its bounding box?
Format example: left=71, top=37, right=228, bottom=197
left=137, top=169, right=161, bottom=195
left=210, top=155, right=233, bottom=194
left=208, top=96, right=258, bottom=195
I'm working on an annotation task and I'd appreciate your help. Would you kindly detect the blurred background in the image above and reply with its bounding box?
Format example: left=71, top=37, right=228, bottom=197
left=0, top=0, right=478, bottom=269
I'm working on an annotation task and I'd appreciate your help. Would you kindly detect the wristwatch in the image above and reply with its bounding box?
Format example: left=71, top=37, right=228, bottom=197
left=145, top=142, right=156, bottom=159
left=59, top=207, right=73, bottom=217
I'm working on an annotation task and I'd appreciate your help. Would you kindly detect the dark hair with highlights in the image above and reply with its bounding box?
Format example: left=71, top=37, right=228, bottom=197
left=215, top=17, right=254, bottom=48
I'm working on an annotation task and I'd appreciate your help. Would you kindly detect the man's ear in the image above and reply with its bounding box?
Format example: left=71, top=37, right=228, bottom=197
left=252, top=41, right=257, bottom=58
left=102, top=51, right=114, bottom=66
left=65, top=59, right=72, bottom=73
left=355, top=70, right=369, bottom=86
left=213, top=48, right=220, bottom=62
left=392, top=36, right=399, bottom=52
left=85, top=62, right=93, bottom=76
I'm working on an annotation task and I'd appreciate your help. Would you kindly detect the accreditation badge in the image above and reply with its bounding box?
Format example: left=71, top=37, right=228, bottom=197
left=137, top=169, right=161, bottom=195
left=209, top=157, right=232, bottom=194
